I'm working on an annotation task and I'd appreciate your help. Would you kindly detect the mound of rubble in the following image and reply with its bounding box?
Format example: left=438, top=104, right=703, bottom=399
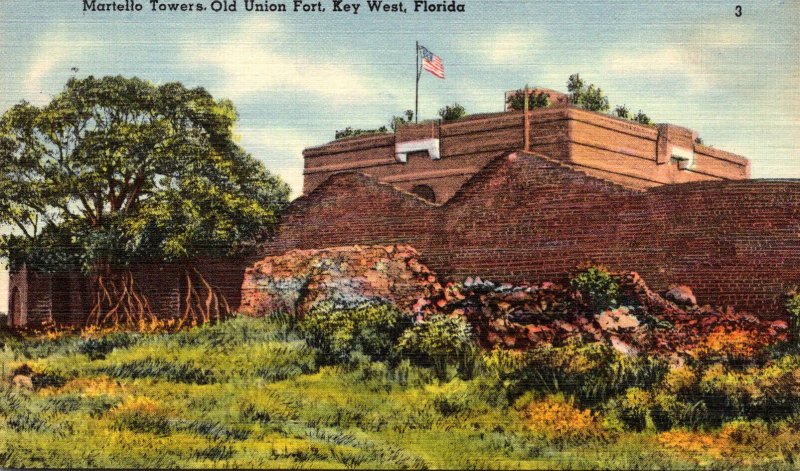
left=239, top=245, right=440, bottom=318
left=240, top=245, right=788, bottom=355
left=420, top=273, right=788, bottom=356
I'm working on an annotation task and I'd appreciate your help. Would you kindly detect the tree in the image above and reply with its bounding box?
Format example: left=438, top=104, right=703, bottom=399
left=390, top=110, right=415, bottom=132
left=566, top=74, right=610, bottom=113
left=614, top=105, right=630, bottom=119
left=632, top=110, right=653, bottom=125
left=0, top=76, right=290, bottom=326
left=506, top=87, right=550, bottom=111
left=438, top=103, right=467, bottom=121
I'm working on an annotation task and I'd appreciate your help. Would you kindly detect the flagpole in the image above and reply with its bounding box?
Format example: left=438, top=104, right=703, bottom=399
left=415, top=41, right=420, bottom=124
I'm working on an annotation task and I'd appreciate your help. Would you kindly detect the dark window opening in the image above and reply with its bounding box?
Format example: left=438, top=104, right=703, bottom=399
left=411, top=184, right=436, bottom=203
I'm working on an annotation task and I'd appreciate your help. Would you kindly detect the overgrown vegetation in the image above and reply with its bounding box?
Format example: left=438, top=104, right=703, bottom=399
left=0, top=76, right=291, bottom=327
left=2, top=293, right=800, bottom=468
left=785, top=290, right=800, bottom=347
left=335, top=110, right=418, bottom=140
left=570, top=266, right=619, bottom=313
left=437, top=103, right=467, bottom=122
left=506, top=86, right=551, bottom=111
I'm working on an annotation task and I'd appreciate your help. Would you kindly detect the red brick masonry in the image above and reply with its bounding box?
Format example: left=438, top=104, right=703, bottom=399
left=266, top=151, right=800, bottom=318
left=303, top=108, right=749, bottom=202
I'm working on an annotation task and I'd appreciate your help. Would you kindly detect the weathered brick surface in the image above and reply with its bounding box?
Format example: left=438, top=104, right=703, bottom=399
left=264, top=152, right=800, bottom=318
left=303, top=108, right=750, bottom=203
left=7, top=256, right=254, bottom=328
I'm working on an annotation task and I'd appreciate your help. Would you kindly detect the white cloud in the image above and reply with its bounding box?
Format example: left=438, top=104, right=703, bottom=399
left=23, top=31, right=83, bottom=104
left=605, top=25, right=757, bottom=92
left=240, top=126, right=331, bottom=198
left=187, top=18, right=382, bottom=105
left=479, top=30, right=545, bottom=65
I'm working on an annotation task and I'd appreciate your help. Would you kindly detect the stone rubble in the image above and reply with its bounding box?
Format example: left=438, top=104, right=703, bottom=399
left=240, top=245, right=789, bottom=356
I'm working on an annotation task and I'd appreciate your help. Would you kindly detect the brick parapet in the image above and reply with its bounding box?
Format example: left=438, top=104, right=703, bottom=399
left=302, top=106, right=749, bottom=201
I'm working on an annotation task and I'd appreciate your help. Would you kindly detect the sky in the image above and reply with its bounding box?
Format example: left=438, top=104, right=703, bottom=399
left=0, top=0, right=798, bottom=311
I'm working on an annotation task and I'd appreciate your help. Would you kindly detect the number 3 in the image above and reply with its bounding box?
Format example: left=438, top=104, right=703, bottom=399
left=735, top=5, right=742, bottom=17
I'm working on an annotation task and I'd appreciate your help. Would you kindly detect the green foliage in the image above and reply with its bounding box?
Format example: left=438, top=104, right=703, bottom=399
left=613, top=387, right=653, bottom=431
left=390, top=109, right=415, bottom=131
left=632, top=110, right=653, bottom=125
left=78, top=332, right=142, bottom=360
left=785, top=291, right=800, bottom=346
left=395, top=315, right=479, bottom=380
left=570, top=266, right=620, bottom=313
left=438, top=103, right=467, bottom=121
left=300, top=302, right=413, bottom=364
left=506, top=87, right=551, bottom=111
left=614, top=104, right=653, bottom=125
left=602, top=356, right=800, bottom=431
left=567, top=74, right=610, bottom=112
left=334, top=126, right=388, bottom=140
left=335, top=109, right=414, bottom=140
left=3, top=314, right=800, bottom=468
left=0, top=75, right=290, bottom=271
left=516, top=342, right=668, bottom=407
left=613, top=105, right=630, bottom=119
left=98, top=357, right=214, bottom=384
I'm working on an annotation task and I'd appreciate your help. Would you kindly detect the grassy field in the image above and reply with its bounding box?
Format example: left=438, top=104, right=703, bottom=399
left=1, top=313, right=799, bottom=469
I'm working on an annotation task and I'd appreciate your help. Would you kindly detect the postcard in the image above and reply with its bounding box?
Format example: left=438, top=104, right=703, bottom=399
left=1, top=1, right=799, bottom=469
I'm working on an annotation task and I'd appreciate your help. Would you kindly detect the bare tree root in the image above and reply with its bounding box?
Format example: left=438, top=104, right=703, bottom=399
left=178, top=268, right=231, bottom=326
left=86, top=267, right=232, bottom=330
left=86, top=271, right=158, bottom=328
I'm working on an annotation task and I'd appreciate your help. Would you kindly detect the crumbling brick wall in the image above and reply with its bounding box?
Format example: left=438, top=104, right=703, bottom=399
left=264, top=152, right=800, bottom=318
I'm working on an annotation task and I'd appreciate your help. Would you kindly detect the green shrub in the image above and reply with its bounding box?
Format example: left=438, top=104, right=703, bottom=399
left=786, top=291, right=800, bottom=347
left=614, top=387, right=653, bottom=431
left=112, top=408, right=172, bottom=436
left=6, top=410, right=51, bottom=433
left=570, top=267, right=619, bottom=313
left=395, top=315, right=479, bottom=380
left=183, top=419, right=250, bottom=441
left=721, top=419, right=771, bottom=445
left=653, top=356, right=800, bottom=427
left=391, top=358, right=436, bottom=388
left=191, top=441, right=235, bottom=461
left=649, top=392, right=708, bottom=431
left=300, top=302, right=412, bottom=364
left=164, top=315, right=298, bottom=349
left=519, top=342, right=668, bottom=406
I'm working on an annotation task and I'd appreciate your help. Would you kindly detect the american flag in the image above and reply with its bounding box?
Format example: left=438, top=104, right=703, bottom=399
left=419, top=45, right=444, bottom=79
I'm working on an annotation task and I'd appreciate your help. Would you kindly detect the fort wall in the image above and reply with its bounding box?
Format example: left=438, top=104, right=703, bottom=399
left=266, top=152, right=799, bottom=318
left=303, top=108, right=750, bottom=202
left=6, top=257, right=253, bottom=328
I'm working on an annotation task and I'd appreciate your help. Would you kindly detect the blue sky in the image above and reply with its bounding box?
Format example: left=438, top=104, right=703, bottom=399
left=0, top=0, right=798, bottom=309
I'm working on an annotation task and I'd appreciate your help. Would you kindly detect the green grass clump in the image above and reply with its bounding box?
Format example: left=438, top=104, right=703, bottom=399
left=570, top=266, right=620, bottom=313
left=98, top=357, right=214, bottom=384
left=396, top=314, right=479, bottom=380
